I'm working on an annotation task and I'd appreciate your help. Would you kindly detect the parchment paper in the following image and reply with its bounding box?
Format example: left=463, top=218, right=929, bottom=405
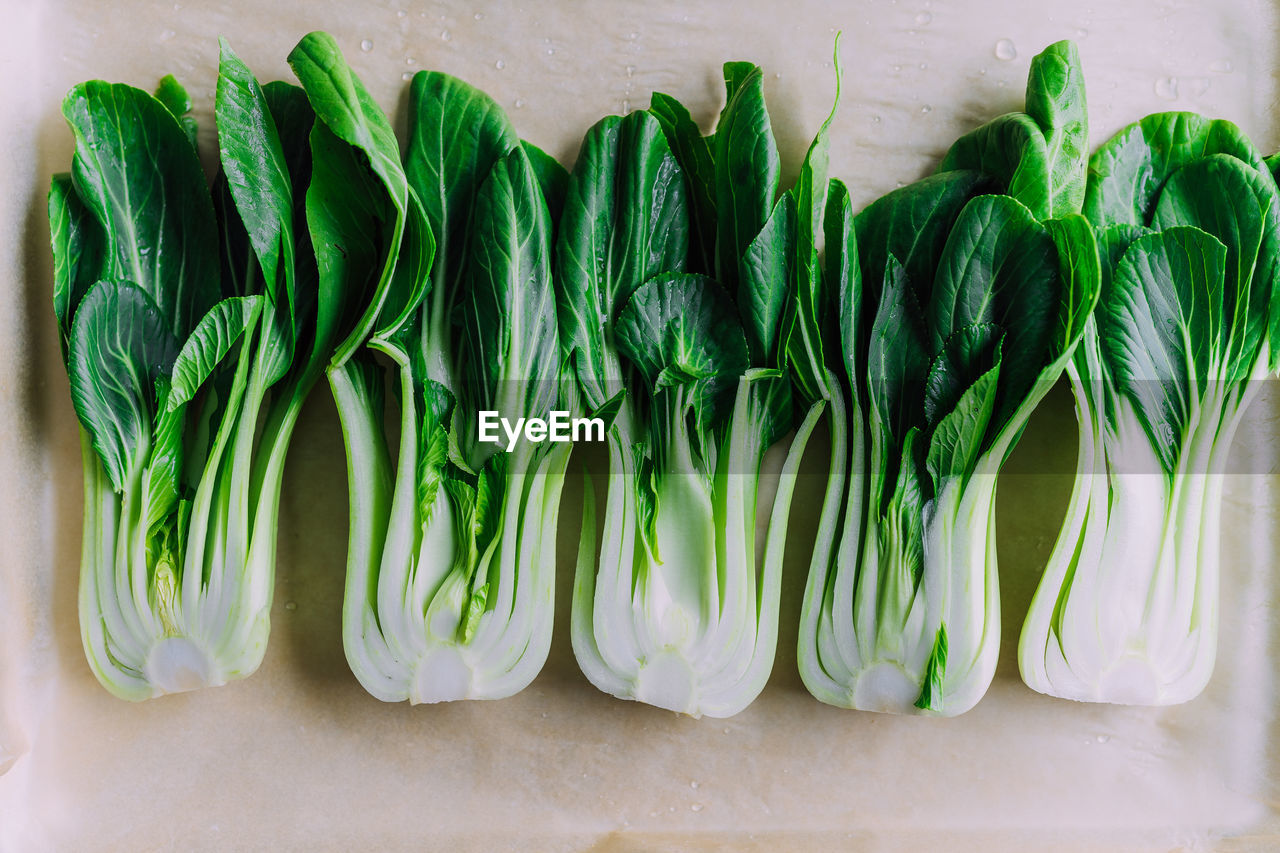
left=2, top=0, right=1279, bottom=849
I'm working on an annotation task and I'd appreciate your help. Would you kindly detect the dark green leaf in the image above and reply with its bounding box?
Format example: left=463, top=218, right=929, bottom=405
left=867, top=256, right=930, bottom=446
left=914, top=624, right=948, bottom=712
left=145, top=378, right=186, bottom=534
left=615, top=272, right=748, bottom=425
left=168, top=296, right=264, bottom=409
left=305, top=119, right=392, bottom=357
left=929, top=194, right=1059, bottom=421
left=1151, top=154, right=1277, bottom=377
left=405, top=69, right=517, bottom=350
left=738, top=194, right=794, bottom=364
left=62, top=80, right=220, bottom=336
left=49, top=173, right=105, bottom=362
left=925, top=330, right=1002, bottom=486
left=416, top=379, right=455, bottom=528
left=462, top=146, right=559, bottom=427
left=854, top=170, right=990, bottom=313
left=939, top=114, right=1053, bottom=219
left=713, top=63, right=779, bottom=290
left=290, top=31, right=431, bottom=362
left=826, top=179, right=862, bottom=394
left=153, top=74, right=197, bottom=147
left=557, top=111, right=688, bottom=409
left=1084, top=112, right=1268, bottom=228
left=1023, top=40, right=1088, bottom=217
left=779, top=46, right=840, bottom=402
left=1043, top=214, right=1103, bottom=358
left=68, top=280, right=182, bottom=490
left=923, top=323, right=1002, bottom=427
left=1102, top=227, right=1228, bottom=471
left=217, top=40, right=296, bottom=312
left=650, top=92, right=716, bottom=275
left=740, top=367, right=793, bottom=453
left=521, top=139, right=569, bottom=225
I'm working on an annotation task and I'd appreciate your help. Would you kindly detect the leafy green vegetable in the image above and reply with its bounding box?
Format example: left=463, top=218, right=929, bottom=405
left=798, top=41, right=1099, bottom=716
left=1019, top=114, right=1279, bottom=705
left=52, top=41, right=325, bottom=700
left=292, top=33, right=569, bottom=703
left=569, top=54, right=833, bottom=718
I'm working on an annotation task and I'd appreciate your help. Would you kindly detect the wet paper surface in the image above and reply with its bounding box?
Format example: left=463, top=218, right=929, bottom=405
left=1, top=0, right=1278, bottom=848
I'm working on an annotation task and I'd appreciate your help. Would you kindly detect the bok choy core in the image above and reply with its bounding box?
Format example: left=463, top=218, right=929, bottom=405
left=289, top=32, right=570, bottom=703
left=1019, top=114, right=1280, bottom=705
left=797, top=41, right=1100, bottom=715
left=50, top=43, right=322, bottom=700
left=565, top=56, right=834, bottom=718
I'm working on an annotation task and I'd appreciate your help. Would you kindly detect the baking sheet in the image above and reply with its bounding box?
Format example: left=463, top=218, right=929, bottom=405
left=2, top=0, right=1279, bottom=849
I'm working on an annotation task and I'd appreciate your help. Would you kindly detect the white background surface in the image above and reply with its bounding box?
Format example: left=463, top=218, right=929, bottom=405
left=1, top=0, right=1278, bottom=849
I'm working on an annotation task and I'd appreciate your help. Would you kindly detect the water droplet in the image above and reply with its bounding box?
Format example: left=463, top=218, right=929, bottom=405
left=1097, top=734, right=1111, bottom=743
left=474, top=11, right=484, bottom=19
left=546, top=48, right=555, bottom=55
left=1076, top=27, right=1089, bottom=37
left=360, top=39, right=373, bottom=52
left=514, top=98, right=525, bottom=108
left=495, top=59, right=506, bottom=70
left=405, top=57, right=415, bottom=65
left=921, top=104, right=932, bottom=113
left=622, top=99, right=631, bottom=112
left=402, top=71, right=413, bottom=81
left=284, top=600, right=297, bottom=611
left=871, top=115, right=882, bottom=123
left=994, top=38, right=1017, bottom=61
left=1154, top=76, right=1179, bottom=100
left=628, top=31, right=639, bottom=40
left=895, top=180, right=905, bottom=188
left=915, top=11, right=932, bottom=24
left=397, top=8, right=406, bottom=17
left=722, top=727, right=731, bottom=735
left=892, top=64, right=902, bottom=72
left=690, top=780, right=700, bottom=789
left=1209, top=59, right=1233, bottom=73
left=691, top=803, right=704, bottom=812
left=440, top=30, right=451, bottom=41
left=918, top=61, right=927, bottom=70
left=625, top=65, right=635, bottom=77
left=997, top=80, right=1006, bottom=88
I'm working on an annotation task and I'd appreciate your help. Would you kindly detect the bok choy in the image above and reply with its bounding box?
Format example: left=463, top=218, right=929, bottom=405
left=1018, top=113, right=1280, bottom=704
left=289, top=32, right=570, bottom=703
left=49, top=43, right=322, bottom=700
left=797, top=41, right=1100, bottom=715
left=566, top=57, right=833, bottom=717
